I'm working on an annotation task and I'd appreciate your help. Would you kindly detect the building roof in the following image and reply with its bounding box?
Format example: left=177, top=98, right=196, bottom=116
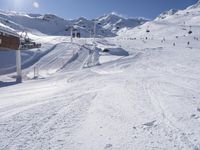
left=0, top=23, right=19, bottom=38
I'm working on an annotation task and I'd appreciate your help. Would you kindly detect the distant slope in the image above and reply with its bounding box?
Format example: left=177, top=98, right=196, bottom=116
left=118, top=0, right=200, bottom=40
left=0, top=10, right=70, bottom=35
left=0, top=10, right=147, bottom=37
left=98, top=12, right=148, bottom=33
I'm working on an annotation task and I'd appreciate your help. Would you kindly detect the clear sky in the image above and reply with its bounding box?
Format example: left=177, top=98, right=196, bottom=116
left=0, top=0, right=198, bottom=19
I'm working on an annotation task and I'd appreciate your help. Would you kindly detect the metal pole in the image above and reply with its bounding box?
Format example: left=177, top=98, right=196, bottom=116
left=71, top=26, right=73, bottom=43
left=92, top=21, right=97, bottom=51
left=90, top=30, right=92, bottom=38
left=93, top=21, right=96, bottom=43
left=16, top=49, right=22, bottom=83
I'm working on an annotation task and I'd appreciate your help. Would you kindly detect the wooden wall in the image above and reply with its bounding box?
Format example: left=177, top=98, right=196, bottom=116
left=0, top=32, right=20, bottom=50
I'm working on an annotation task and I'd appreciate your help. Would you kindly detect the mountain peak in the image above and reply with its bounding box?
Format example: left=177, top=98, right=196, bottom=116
left=109, top=12, right=124, bottom=18
left=0, top=9, right=147, bottom=37
left=99, top=12, right=124, bottom=21
left=196, top=0, right=200, bottom=5
left=187, top=0, right=200, bottom=9
left=156, top=9, right=178, bottom=20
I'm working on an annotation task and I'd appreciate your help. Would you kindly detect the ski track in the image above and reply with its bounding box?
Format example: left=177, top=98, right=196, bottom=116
left=1, top=13, right=200, bottom=149
left=0, top=84, right=97, bottom=150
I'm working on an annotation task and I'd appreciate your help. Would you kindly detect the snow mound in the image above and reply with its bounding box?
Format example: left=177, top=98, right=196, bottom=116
left=103, top=47, right=129, bottom=56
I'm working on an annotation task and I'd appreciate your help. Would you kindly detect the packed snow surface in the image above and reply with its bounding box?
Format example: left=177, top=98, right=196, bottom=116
left=0, top=1, right=200, bottom=150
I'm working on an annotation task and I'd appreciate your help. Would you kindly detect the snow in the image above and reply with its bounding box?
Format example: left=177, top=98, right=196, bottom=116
left=0, top=10, right=146, bottom=37
left=0, top=1, right=200, bottom=150
left=98, top=12, right=148, bottom=33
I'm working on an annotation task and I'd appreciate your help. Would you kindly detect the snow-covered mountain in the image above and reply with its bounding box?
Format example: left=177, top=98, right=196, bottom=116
left=187, top=0, right=200, bottom=9
left=65, top=16, right=116, bottom=37
left=97, top=12, right=147, bottom=33
left=0, top=10, right=70, bottom=35
left=156, top=9, right=178, bottom=20
left=1, top=1, right=200, bottom=149
left=0, top=10, right=147, bottom=37
left=118, top=0, right=200, bottom=39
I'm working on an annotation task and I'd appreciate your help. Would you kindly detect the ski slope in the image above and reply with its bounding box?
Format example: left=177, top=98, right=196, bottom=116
left=0, top=36, right=200, bottom=149
left=0, top=1, right=200, bottom=150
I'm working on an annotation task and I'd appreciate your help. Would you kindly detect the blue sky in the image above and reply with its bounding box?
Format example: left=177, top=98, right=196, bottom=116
left=0, top=0, right=198, bottom=19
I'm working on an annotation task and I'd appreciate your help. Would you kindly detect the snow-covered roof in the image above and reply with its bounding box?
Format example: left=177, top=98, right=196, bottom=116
left=0, top=23, right=19, bottom=37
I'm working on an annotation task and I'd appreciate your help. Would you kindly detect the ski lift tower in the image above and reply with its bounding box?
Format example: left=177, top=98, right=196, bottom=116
left=66, top=23, right=74, bottom=43
left=70, top=25, right=73, bottom=43
left=69, top=23, right=79, bottom=43
left=0, top=27, right=21, bottom=82
left=69, top=24, right=74, bottom=43
left=92, top=19, right=99, bottom=49
left=93, top=20, right=97, bottom=44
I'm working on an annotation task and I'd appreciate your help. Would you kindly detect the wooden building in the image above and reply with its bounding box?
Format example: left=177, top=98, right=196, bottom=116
left=0, top=27, right=20, bottom=50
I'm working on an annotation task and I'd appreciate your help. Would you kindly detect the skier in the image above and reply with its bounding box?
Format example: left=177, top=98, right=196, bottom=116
left=163, top=37, right=165, bottom=42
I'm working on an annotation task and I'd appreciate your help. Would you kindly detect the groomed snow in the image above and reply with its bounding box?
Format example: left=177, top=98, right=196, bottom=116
left=0, top=2, right=200, bottom=150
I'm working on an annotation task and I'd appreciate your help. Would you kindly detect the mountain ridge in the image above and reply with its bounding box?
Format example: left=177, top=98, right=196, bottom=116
left=0, top=10, right=148, bottom=37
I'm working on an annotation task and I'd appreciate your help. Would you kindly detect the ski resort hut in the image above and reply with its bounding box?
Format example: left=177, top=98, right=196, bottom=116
left=0, top=26, right=20, bottom=50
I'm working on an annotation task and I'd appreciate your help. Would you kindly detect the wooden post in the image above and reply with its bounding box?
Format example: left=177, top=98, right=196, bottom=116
left=16, top=49, right=22, bottom=83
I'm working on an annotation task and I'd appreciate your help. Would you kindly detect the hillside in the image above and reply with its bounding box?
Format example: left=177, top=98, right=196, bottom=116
left=0, top=10, right=147, bottom=37
left=118, top=1, right=200, bottom=40
left=0, top=1, right=200, bottom=150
